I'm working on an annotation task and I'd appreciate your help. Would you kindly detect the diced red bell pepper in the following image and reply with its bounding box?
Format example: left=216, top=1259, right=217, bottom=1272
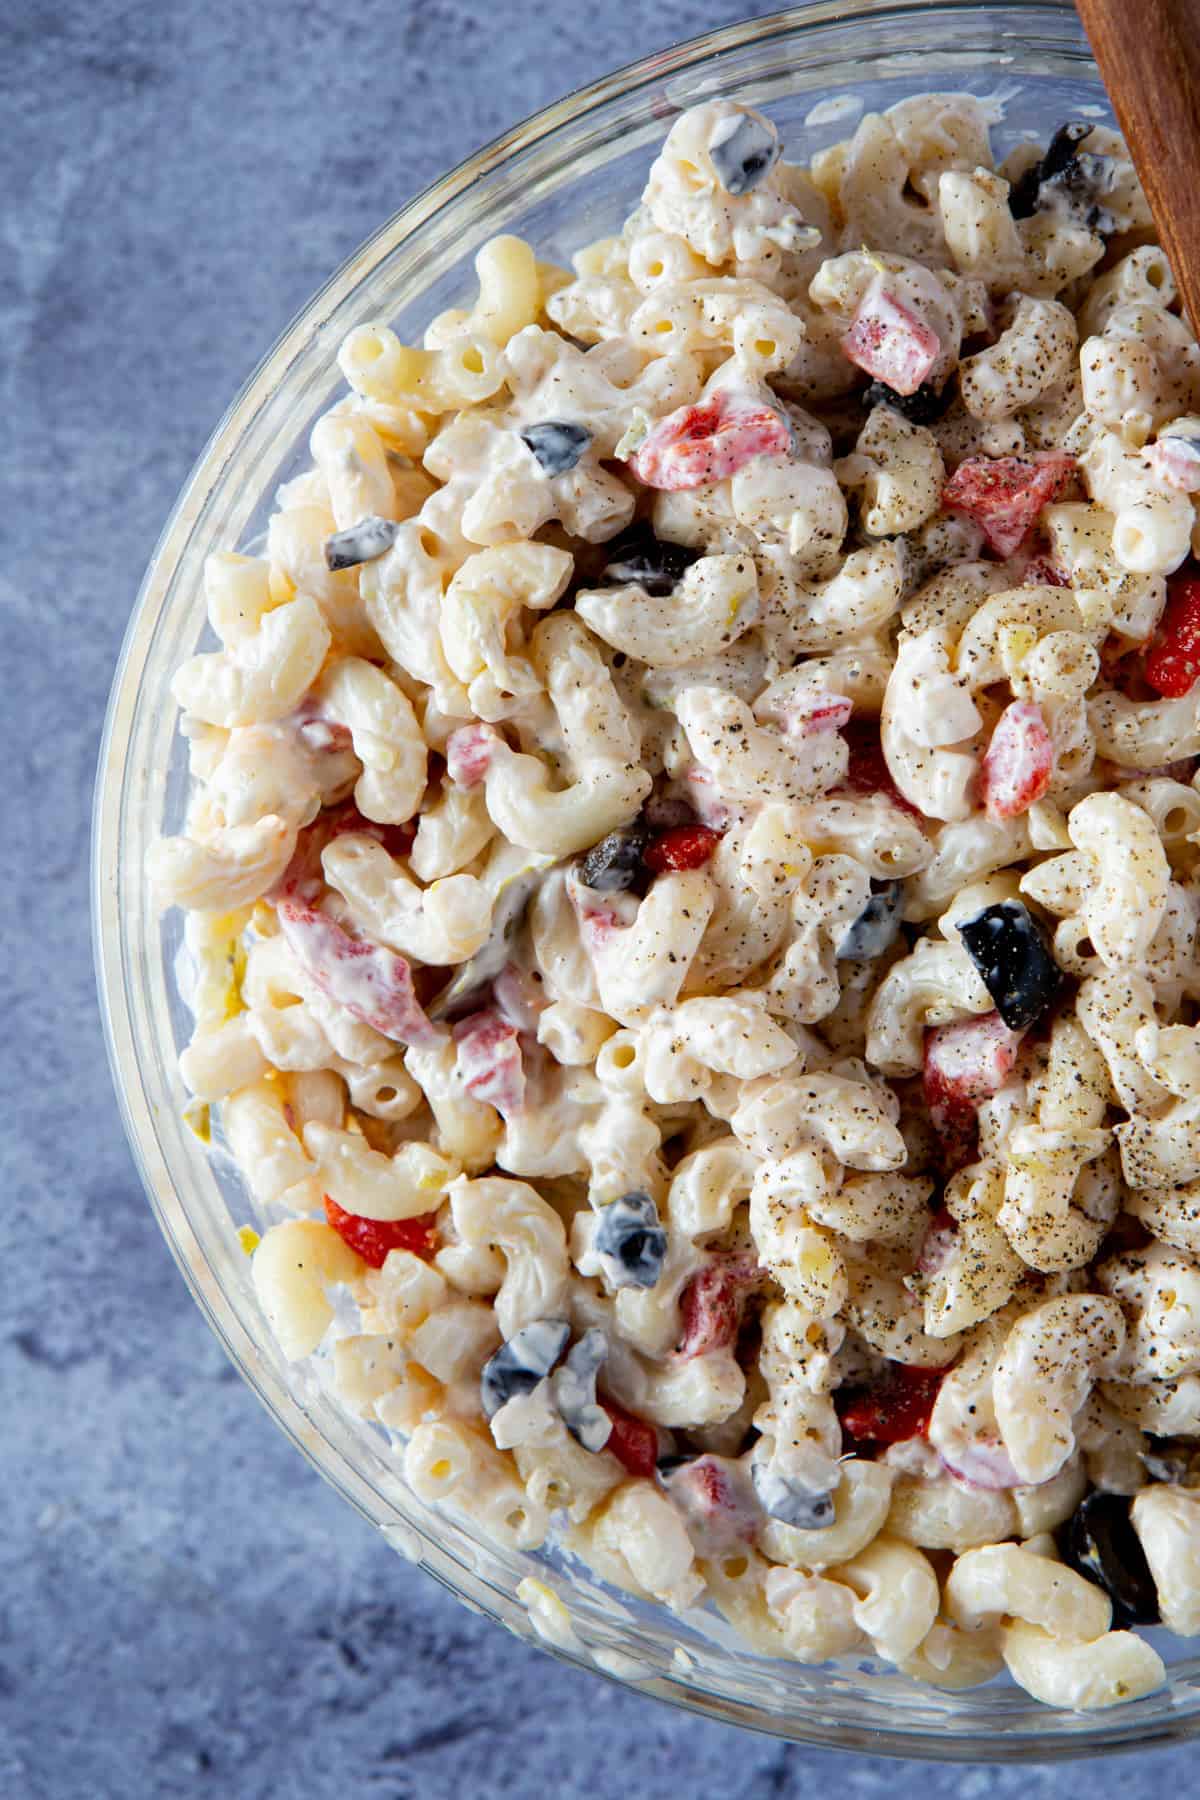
left=923, top=1011, right=1023, bottom=1169
left=631, top=390, right=792, bottom=491
left=677, top=1256, right=763, bottom=1358
left=445, top=723, right=496, bottom=787
left=838, top=1364, right=944, bottom=1446
left=295, top=713, right=355, bottom=756
left=778, top=692, right=854, bottom=737
left=323, top=1194, right=440, bottom=1268
left=1145, top=568, right=1200, bottom=698
left=276, top=899, right=438, bottom=1047
left=1146, top=436, right=1200, bottom=494
left=452, top=1008, right=526, bottom=1118
left=598, top=1396, right=659, bottom=1479
left=323, top=797, right=410, bottom=850
left=1019, top=553, right=1069, bottom=588
left=275, top=800, right=415, bottom=901
left=980, top=699, right=1055, bottom=820
left=643, top=824, right=722, bottom=873
left=662, top=1455, right=759, bottom=1554
left=838, top=720, right=923, bottom=818
left=578, top=902, right=623, bottom=946
left=939, top=1435, right=1021, bottom=1490
left=942, top=454, right=1076, bottom=558
left=842, top=283, right=941, bottom=397
left=682, top=766, right=735, bottom=831
left=915, top=1206, right=959, bottom=1277
left=925, top=1012, right=1023, bottom=1110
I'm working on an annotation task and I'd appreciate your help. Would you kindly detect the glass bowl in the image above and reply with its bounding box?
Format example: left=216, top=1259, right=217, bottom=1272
left=93, top=0, right=1200, bottom=1757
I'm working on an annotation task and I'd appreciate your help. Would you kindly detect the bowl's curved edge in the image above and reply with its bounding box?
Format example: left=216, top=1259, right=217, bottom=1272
left=91, top=0, right=1200, bottom=1757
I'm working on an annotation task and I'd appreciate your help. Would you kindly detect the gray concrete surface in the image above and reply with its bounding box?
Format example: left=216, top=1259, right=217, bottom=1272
left=3, top=0, right=1197, bottom=1793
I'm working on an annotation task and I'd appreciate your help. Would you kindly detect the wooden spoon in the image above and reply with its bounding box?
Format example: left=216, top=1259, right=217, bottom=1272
left=1074, top=0, right=1200, bottom=339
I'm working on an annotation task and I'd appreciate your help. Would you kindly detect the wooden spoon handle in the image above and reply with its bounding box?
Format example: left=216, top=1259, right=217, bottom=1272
left=1074, top=0, right=1200, bottom=339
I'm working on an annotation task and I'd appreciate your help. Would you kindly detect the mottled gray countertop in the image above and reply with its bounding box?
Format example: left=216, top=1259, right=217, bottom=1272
left=1, top=1, right=1194, bottom=1793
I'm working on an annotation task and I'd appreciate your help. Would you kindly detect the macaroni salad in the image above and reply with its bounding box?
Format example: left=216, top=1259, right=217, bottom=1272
left=152, top=91, right=1200, bottom=1710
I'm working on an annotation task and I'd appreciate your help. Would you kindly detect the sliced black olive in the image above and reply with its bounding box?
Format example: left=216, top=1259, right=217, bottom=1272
left=1008, top=122, right=1116, bottom=232
left=600, top=522, right=703, bottom=597
left=1009, top=122, right=1093, bottom=217
left=1061, top=1490, right=1160, bottom=1628
left=480, top=1317, right=570, bottom=1418
left=837, top=880, right=906, bottom=961
left=592, top=1191, right=668, bottom=1290
left=861, top=379, right=951, bottom=426
left=1043, top=120, right=1096, bottom=179
left=519, top=420, right=592, bottom=475
left=324, top=514, right=400, bottom=571
left=1045, top=156, right=1118, bottom=234
left=708, top=112, right=782, bottom=197
left=957, top=900, right=1062, bottom=1031
left=579, top=825, right=650, bottom=892
left=750, top=1457, right=835, bottom=1529
left=1007, top=163, right=1043, bottom=221
left=550, top=1328, right=610, bottom=1451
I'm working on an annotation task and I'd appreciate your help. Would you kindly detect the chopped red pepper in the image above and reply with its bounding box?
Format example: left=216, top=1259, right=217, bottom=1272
left=661, top=1455, right=759, bottom=1553
left=980, top=699, right=1055, bottom=821
left=276, top=899, right=438, bottom=1047
left=841, top=283, right=941, bottom=397
left=295, top=713, right=355, bottom=756
left=275, top=800, right=415, bottom=901
left=323, top=1194, right=439, bottom=1268
left=445, top=723, right=496, bottom=787
left=924, top=1014, right=1023, bottom=1112
left=838, top=720, right=922, bottom=817
left=643, top=824, right=722, bottom=873
left=1146, top=436, right=1200, bottom=494
left=942, top=453, right=1076, bottom=558
left=631, top=390, right=792, bottom=491
left=677, top=1256, right=763, bottom=1358
left=452, top=1008, right=526, bottom=1118
left=1019, top=553, right=1069, bottom=588
left=598, top=1396, right=659, bottom=1479
left=838, top=1365, right=944, bottom=1446
left=1145, top=567, right=1200, bottom=698
left=682, top=765, right=735, bottom=831
left=776, top=691, right=855, bottom=737
left=915, top=1206, right=959, bottom=1277
left=923, top=1011, right=1023, bottom=1171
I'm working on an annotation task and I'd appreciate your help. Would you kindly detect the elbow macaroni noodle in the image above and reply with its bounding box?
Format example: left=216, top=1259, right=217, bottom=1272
left=153, top=92, right=1200, bottom=1711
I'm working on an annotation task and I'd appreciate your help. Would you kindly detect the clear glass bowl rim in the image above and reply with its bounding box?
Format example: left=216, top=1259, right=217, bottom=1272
left=93, top=0, right=1200, bottom=1759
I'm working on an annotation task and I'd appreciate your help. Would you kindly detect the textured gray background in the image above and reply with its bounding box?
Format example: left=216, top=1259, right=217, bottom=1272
left=1, top=0, right=1195, bottom=1794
